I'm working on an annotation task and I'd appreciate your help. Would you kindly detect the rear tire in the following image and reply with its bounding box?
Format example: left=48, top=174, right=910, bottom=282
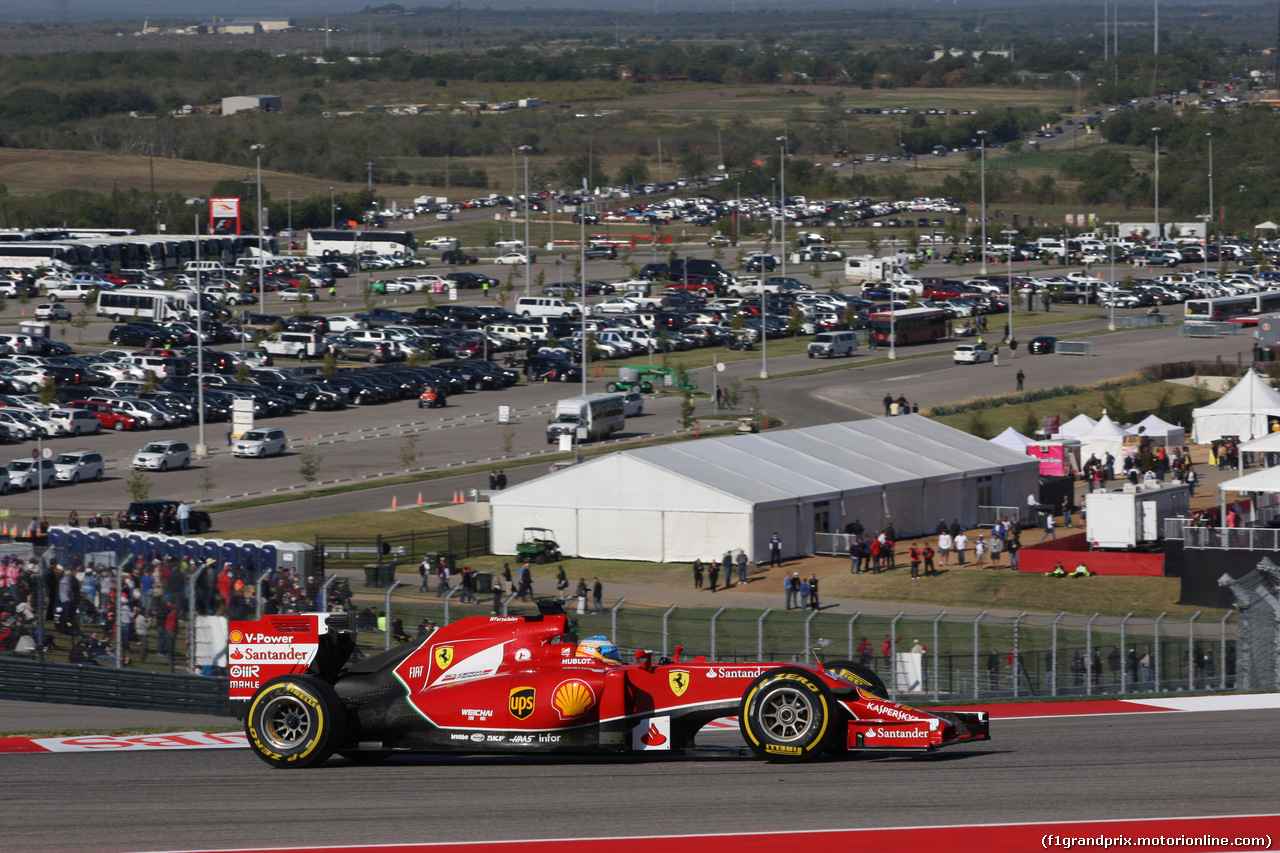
left=605, top=382, right=618, bottom=393
left=246, top=674, right=346, bottom=769
left=739, top=667, right=836, bottom=763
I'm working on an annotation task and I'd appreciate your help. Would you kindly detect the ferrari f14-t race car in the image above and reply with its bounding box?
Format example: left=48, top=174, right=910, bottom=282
left=228, top=601, right=989, bottom=768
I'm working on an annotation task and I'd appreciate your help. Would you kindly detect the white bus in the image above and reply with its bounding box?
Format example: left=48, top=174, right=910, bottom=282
left=0, top=242, right=93, bottom=272
left=96, top=288, right=204, bottom=322
left=305, top=229, right=418, bottom=260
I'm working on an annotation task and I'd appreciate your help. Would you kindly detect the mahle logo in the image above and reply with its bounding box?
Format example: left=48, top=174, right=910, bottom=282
left=509, top=686, right=536, bottom=720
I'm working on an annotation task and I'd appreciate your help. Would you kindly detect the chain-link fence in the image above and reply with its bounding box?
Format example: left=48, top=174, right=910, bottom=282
left=344, top=581, right=1236, bottom=703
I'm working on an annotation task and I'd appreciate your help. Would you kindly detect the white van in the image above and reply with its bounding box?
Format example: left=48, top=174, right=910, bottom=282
left=184, top=260, right=231, bottom=276
left=807, top=330, right=859, bottom=358
left=515, top=296, right=580, bottom=319
left=259, top=331, right=326, bottom=359
left=546, top=393, right=626, bottom=444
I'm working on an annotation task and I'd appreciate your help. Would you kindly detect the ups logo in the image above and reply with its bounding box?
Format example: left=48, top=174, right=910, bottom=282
left=509, top=686, right=536, bottom=720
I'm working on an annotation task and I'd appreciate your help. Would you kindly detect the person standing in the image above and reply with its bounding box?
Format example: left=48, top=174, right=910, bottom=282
left=869, top=535, right=882, bottom=573
left=798, top=576, right=809, bottom=609
left=488, top=470, right=498, bottom=491
left=418, top=556, right=431, bottom=592
left=692, top=559, right=703, bottom=590
left=1016, top=369, right=1025, bottom=391
left=922, top=544, right=935, bottom=576
left=490, top=573, right=504, bottom=614
left=495, top=470, right=507, bottom=490
left=721, top=550, right=732, bottom=588
left=974, top=535, right=987, bottom=569
left=989, top=532, right=1003, bottom=567
left=1007, top=533, right=1021, bottom=571
left=176, top=501, right=191, bottom=536
left=883, top=392, right=893, bottom=417
left=708, top=559, right=719, bottom=593
left=849, top=538, right=860, bottom=575
left=783, top=572, right=794, bottom=609
left=937, top=529, right=952, bottom=566
left=909, top=546, right=921, bottom=580
left=769, top=533, right=782, bottom=568
left=954, top=530, right=968, bottom=566
left=808, top=573, right=820, bottom=610
left=1062, top=496, right=1073, bottom=528
left=591, top=577, right=603, bottom=614
left=133, top=608, right=150, bottom=662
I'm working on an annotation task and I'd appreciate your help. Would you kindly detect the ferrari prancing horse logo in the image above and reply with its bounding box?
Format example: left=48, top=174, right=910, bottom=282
left=668, top=670, right=690, bottom=697
left=434, top=646, right=454, bottom=670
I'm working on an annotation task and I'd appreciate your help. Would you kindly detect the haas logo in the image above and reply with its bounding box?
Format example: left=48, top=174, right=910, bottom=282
left=434, top=646, right=454, bottom=670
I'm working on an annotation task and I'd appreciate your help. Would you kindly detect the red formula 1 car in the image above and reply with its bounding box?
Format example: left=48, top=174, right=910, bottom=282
left=228, top=602, right=989, bottom=768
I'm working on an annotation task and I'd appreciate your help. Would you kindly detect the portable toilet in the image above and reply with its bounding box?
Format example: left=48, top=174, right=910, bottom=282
left=258, top=541, right=279, bottom=574
left=199, top=539, right=220, bottom=567
left=238, top=541, right=261, bottom=577
left=219, top=540, right=241, bottom=570
left=103, top=530, right=123, bottom=561
left=276, top=541, right=315, bottom=579
left=47, top=526, right=68, bottom=552
left=162, top=536, right=184, bottom=561
left=144, top=536, right=164, bottom=564
left=182, top=539, right=203, bottom=566
left=85, top=529, right=103, bottom=556
left=66, top=528, right=86, bottom=563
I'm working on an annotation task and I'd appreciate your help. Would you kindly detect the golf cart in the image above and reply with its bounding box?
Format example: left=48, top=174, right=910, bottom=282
left=516, top=527, right=561, bottom=564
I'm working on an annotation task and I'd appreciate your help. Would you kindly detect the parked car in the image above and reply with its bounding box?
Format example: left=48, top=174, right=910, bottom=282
left=35, top=302, right=73, bottom=321
left=47, top=408, right=103, bottom=437
left=53, top=450, right=105, bottom=483
left=233, top=427, right=287, bottom=458
left=132, top=440, right=192, bottom=472
left=124, top=499, right=212, bottom=533
left=6, top=457, right=56, bottom=491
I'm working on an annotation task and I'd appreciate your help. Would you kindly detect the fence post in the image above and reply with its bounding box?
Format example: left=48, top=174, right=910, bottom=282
left=889, top=611, right=903, bottom=701
left=931, top=610, right=946, bottom=702
left=319, top=575, right=339, bottom=613
left=501, top=590, right=518, bottom=617
left=756, top=608, right=772, bottom=661
left=1119, top=612, right=1132, bottom=693
left=383, top=580, right=403, bottom=649
left=973, top=611, right=986, bottom=700
left=442, top=586, right=458, bottom=627
left=611, top=599, right=625, bottom=647
left=709, top=607, right=726, bottom=662
left=1051, top=612, right=1065, bottom=698
left=661, top=605, right=678, bottom=659
left=847, top=611, right=861, bottom=661
left=1153, top=611, right=1166, bottom=693
left=1187, top=610, right=1200, bottom=691
left=804, top=609, right=819, bottom=659
left=1219, top=611, right=1231, bottom=691
left=1085, top=612, right=1098, bottom=696
left=1012, top=611, right=1026, bottom=699
left=187, top=564, right=209, bottom=674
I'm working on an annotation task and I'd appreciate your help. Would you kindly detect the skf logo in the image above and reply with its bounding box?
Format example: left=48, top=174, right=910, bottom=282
left=552, top=679, right=596, bottom=720
left=509, top=686, right=536, bottom=720
left=668, top=670, right=690, bottom=697
left=434, top=646, right=455, bottom=670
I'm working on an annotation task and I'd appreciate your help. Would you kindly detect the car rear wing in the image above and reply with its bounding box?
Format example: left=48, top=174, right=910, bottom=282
left=227, top=612, right=357, bottom=720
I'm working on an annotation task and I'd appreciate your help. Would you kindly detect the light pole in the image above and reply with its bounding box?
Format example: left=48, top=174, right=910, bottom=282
left=977, top=130, right=988, bottom=274
left=1151, top=127, right=1161, bottom=242
left=251, top=144, right=266, bottom=314
left=329, top=186, right=335, bottom=228
left=765, top=136, right=787, bottom=379
left=519, top=145, right=532, bottom=297
left=1206, top=132, right=1214, bottom=254
left=1197, top=214, right=1211, bottom=280
left=1105, top=221, right=1120, bottom=331
left=186, top=198, right=209, bottom=457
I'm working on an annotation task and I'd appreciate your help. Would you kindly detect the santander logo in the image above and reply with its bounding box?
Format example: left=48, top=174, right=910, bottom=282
left=639, top=723, right=667, bottom=747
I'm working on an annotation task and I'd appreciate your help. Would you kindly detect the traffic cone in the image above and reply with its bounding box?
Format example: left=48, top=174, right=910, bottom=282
left=417, top=491, right=423, bottom=504
left=459, top=490, right=466, bottom=503
left=391, top=495, right=398, bottom=509
left=451, top=490, right=459, bottom=503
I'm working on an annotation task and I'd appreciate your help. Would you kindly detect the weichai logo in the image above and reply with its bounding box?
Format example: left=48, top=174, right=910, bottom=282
left=509, top=687, right=535, bottom=720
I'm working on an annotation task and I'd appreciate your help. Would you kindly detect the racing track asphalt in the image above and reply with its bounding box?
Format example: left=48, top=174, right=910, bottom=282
left=3, top=708, right=1275, bottom=852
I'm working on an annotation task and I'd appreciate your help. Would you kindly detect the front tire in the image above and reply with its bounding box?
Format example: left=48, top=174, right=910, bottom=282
left=246, top=675, right=346, bottom=769
left=739, top=667, right=837, bottom=763
left=822, top=659, right=888, bottom=698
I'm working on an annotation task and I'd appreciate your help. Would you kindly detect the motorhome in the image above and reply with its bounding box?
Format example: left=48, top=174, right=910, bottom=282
left=546, top=393, right=626, bottom=445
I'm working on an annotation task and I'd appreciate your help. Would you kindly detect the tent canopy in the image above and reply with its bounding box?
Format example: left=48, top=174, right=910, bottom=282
left=1191, top=369, right=1280, bottom=443
left=1132, top=414, right=1186, bottom=446
left=1218, top=466, right=1280, bottom=492
left=990, top=426, right=1035, bottom=450
left=1055, top=413, right=1098, bottom=439
left=1239, top=431, right=1280, bottom=452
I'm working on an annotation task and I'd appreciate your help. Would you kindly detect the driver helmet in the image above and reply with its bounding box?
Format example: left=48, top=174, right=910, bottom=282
left=576, top=635, right=622, bottom=666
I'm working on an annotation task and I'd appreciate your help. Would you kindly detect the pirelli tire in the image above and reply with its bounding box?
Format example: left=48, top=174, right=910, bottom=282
left=822, top=659, right=889, bottom=699
left=246, top=674, right=346, bottom=769
left=739, top=667, right=837, bottom=763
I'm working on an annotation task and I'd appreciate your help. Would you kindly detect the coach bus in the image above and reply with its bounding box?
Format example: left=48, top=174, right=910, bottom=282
left=0, top=242, right=93, bottom=272
left=868, top=306, right=949, bottom=346
left=1185, top=292, right=1280, bottom=324
left=305, top=229, right=418, bottom=260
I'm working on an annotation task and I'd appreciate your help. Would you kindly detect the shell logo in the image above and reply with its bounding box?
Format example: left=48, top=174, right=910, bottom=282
left=229, top=630, right=244, bottom=643
left=552, top=679, right=596, bottom=720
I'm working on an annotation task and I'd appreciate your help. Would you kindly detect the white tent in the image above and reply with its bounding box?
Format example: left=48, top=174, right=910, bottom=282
left=1076, top=413, right=1131, bottom=463
left=1239, top=432, right=1280, bottom=453
left=990, top=427, right=1035, bottom=451
left=1132, top=414, right=1186, bottom=447
left=489, top=416, right=1040, bottom=563
left=1055, top=413, right=1097, bottom=439
left=1218, top=467, right=1280, bottom=492
left=1191, top=369, right=1280, bottom=443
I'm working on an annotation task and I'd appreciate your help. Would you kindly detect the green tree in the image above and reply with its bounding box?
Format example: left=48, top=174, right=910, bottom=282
left=321, top=352, right=338, bottom=375
left=298, top=446, right=323, bottom=484
left=1021, top=407, right=1039, bottom=435
left=1101, top=388, right=1129, bottom=426
left=125, top=469, right=153, bottom=502
left=399, top=433, right=419, bottom=470
left=679, top=390, right=697, bottom=429
left=865, top=232, right=882, bottom=257
left=199, top=466, right=217, bottom=503
left=38, top=378, right=58, bottom=407
left=235, top=360, right=252, bottom=383
left=966, top=408, right=993, bottom=439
